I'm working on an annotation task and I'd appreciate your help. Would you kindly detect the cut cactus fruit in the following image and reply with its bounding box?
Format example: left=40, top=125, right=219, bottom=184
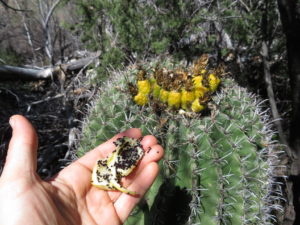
left=91, top=136, right=144, bottom=195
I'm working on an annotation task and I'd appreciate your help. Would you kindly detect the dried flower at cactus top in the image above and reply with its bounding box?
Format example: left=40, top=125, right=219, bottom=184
left=130, top=55, right=224, bottom=113
left=192, top=54, right=209, bottom=75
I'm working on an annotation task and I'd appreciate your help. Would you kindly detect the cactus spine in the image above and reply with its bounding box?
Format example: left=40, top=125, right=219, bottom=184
left=78, top=57, right=283, bottom=225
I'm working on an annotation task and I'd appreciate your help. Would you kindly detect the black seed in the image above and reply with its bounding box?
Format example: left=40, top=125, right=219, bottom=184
left=147, top=147, right=152, bottom=153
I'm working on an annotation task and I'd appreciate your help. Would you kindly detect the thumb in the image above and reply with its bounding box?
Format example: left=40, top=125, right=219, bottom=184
left=1, top=115, right=38, bottom=180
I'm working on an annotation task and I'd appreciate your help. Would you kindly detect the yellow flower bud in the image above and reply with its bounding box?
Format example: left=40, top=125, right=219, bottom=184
left=208, top=74, right=221, bottom=92
left=181, top=89, right=195, bottom=110
left=152, top=82, right=161, bottom=99
left=159, top=89, right=169, bottom=103
left=149, top=77, right=156, bottom=85
left=133, top=93, right=148, bottom=106
left=168, top=91, right=181, bottom=109
left=191, top=99, right=205, bottom=112
left=137, top=80, right=151, bottom=95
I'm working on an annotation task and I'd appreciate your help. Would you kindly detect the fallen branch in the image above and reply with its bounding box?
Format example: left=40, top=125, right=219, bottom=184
left=62, top=55, right=99, bottom=72
left=0, top=65, right=54, bottom=80
left=0, top=52, right=100, bottom=80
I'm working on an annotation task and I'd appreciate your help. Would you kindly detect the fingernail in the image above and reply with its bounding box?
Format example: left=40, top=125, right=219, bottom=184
left=9, top=116, right=16, bottom=128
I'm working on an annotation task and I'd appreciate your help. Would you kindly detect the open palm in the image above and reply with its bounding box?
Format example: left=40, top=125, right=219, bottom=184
left=0, top=115, right=163, bottom=225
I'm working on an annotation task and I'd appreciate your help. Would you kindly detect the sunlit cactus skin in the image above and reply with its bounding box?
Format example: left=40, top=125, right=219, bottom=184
left=78, top=58, right=283, bottom=225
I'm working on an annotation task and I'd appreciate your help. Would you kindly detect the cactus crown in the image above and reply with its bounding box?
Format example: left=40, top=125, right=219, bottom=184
left=130, top=55, right=224, bottom=113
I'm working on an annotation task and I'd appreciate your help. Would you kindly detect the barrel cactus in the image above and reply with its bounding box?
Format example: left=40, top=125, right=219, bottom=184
left=78, top=56, right=283, bottom=225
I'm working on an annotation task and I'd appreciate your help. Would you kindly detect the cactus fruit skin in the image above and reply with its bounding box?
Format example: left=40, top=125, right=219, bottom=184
left=133, top=78, right=151, bottom=105
left=134, top=93, right=148, bottom=106
left=78, top=58, right=283, bottom=225
left=167, top=91, right=181, bottom=109
left=137, top=80, right=151, bottom=95
left=181, top=89, right=195, bottom=110
left=208, top=73, right=221, bottom=91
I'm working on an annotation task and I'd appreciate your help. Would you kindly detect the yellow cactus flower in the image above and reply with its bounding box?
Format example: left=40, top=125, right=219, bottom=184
left=134, top=93, right=148, bottom=106
left=208, top=74, right=221, bottom=92
left=168, top=91, right=181, bottom=109
left=159, top=89, right=169, bottom=103
left=181, top=89, right=195, bottom=110
left=192, top=75, right=203, bottom=87
left=137, top=80, right=151, bottom=95
left=194, top=87, right=208, bottom=98
left=191, top=99, right=205, bottom=112
left=193, top=75, right=209, bottom=98
left=193, top=76, right=208, bottom=90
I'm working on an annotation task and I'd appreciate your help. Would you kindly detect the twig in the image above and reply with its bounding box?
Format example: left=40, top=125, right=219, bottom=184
left=0, top=0, right=30, bottom=11
left=238, top=0, right=250, bottom=12
left=13, top=0, right=37, bottom=64
left=38, top=0, right=62, bottom=63
left=0, top=87, right=20, bottom=103
left=44, top=0, right=62, bottom=30
left=26, top=93, right=64, bottom=112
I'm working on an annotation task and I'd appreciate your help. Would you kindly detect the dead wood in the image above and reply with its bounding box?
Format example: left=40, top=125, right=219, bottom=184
left=0, top=65, right=54, bottom=80
left=0, top=52, right=100, bottom=81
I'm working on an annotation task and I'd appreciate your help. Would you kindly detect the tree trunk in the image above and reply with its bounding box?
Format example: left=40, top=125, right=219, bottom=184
left=277, top=0, right=300, bottom=157
left=278, top=2, right=300, bottom=224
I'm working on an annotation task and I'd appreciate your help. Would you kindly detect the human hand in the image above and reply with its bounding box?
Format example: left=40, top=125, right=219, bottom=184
left=0, top=115, right=164, bottom=225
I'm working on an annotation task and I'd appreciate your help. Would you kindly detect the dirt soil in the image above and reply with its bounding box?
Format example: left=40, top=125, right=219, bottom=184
left=0, top=70, right=97, bottom=178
